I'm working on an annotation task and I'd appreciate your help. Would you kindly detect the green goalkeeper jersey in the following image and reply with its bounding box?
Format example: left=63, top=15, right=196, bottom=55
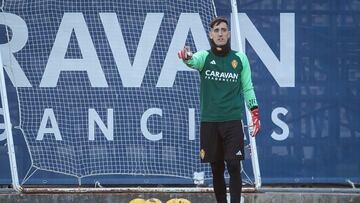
left=183, top=50, right=258, bottom=122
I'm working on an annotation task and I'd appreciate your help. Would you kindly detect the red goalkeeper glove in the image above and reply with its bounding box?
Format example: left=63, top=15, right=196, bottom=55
left=250, top=108, right=260, bottom=137
left=178, top=46, right=192, bottom=61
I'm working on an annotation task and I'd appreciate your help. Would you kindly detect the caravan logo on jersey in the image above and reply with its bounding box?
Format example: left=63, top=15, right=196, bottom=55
left=204, top=70, right=238, bottom=82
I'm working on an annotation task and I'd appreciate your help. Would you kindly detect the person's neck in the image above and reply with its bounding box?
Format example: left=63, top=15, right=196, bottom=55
left=210, top=39, right=231, bottom=57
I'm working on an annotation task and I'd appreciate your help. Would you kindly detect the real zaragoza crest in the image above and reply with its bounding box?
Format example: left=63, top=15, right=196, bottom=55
left=200, top=149, right=205, bottom=159
left=231, top=59, right=238, bottom=69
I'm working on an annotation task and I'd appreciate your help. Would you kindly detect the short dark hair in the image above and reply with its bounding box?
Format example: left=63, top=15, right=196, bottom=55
left=209, top=16, right=229, bottom=28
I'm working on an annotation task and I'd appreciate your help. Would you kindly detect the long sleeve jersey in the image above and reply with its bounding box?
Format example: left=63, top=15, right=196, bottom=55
left=183, top=50, right=258, bottom=122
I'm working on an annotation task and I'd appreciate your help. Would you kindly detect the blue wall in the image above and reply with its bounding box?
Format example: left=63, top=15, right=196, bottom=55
left=0, top=0, right=359, bottom=186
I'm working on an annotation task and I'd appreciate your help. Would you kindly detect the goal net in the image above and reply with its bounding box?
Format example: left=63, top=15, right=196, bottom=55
left=1, top=0, right=258, bottom=187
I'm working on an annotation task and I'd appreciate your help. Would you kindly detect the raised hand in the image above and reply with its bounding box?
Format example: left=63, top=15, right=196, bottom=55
left=178, top=46, right=193, bottom=61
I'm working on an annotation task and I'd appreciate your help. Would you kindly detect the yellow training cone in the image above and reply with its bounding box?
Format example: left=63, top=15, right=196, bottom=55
left=166, top=198, right=191, bottom=203
left=129, top=198, right=146, bottom=203
left=145, top=198, right=162, bottom=203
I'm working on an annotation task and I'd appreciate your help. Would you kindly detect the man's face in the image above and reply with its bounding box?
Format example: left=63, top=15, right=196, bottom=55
left=209, top=22, right=230, bottom=46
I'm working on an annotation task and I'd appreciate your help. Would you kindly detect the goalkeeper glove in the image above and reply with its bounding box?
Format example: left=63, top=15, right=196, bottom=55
left=178, top=46, right=192, bottom=61
left=250, top=107, right=260, bottom=137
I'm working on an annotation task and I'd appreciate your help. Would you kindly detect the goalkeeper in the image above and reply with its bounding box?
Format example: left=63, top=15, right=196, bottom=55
left=178, top=16, right=260, bottom=203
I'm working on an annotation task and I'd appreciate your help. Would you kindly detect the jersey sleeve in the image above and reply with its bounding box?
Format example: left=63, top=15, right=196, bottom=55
left=236, top=52, right=258, bottom=110
left=183, top=50, right=209, bottom=72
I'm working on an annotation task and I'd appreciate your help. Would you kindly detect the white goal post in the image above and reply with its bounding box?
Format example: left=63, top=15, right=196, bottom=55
left=231, top=0, right=262, bottom=189
left=0, top=49, right=21, bottom=192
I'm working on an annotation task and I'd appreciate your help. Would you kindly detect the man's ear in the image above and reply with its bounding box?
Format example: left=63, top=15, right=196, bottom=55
left=208, top=31, right=213, bottom=40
